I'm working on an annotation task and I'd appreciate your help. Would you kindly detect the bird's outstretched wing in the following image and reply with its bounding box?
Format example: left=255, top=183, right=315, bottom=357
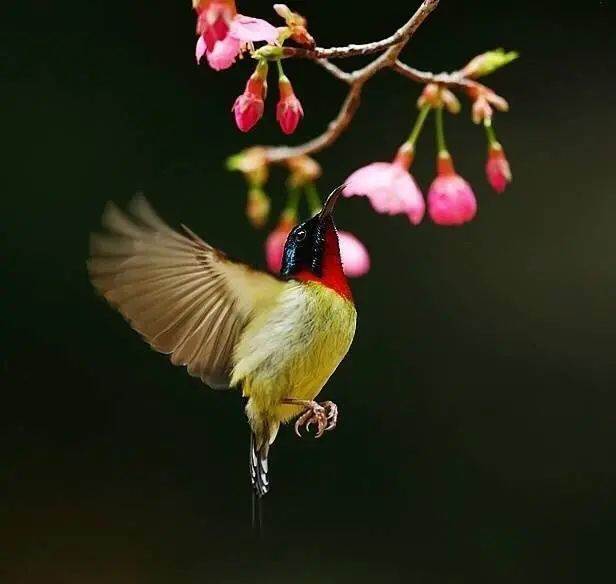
left=88, top=195, right=285, bottom=388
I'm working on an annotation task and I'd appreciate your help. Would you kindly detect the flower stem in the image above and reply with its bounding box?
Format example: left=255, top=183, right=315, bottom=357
left=407, top=104, right=431, bottom=147
left=305, top=182, right=322, bottom=215
left=434, top=106, right=448, bottom=154
left=276, top=59, right=285, bottom=79
left=484, top=118, right=498, bottom=146
left=286, top=185, right=301, bottom=214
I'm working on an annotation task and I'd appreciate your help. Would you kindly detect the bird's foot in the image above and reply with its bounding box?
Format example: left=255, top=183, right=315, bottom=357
left=282, top=398, right=338, bottom=438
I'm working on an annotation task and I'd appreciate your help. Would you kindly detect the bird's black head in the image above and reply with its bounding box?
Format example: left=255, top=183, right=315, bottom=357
left=280, top=185, right=344, bottom=280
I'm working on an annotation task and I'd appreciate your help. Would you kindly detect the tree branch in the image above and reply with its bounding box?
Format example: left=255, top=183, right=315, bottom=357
left=313, top=59, right=353, bottom=84
left=262, top=0, right=441, bottom=164
left=282, top=0, right=440, bottom=61
left=391, top=60, right=484, bottom=93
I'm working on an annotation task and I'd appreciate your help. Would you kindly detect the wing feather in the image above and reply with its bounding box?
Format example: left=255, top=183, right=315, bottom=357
left=88, top=195, right=285, bottom=388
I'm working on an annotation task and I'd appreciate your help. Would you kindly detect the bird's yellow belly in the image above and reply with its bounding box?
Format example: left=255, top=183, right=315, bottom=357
left=231, top=281, right=357, bottom=425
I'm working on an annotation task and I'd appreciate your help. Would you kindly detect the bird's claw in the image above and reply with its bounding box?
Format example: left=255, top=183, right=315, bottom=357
left=322, top=401, right=338, bottom=432
left=294, top=400, right=338, bottom=439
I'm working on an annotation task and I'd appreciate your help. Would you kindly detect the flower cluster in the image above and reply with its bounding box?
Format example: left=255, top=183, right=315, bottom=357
left=344, top=69, right=514, bottom=228
left=193, top=2, right=518, bottom=277
left=194, top=2, right=308, bottom=134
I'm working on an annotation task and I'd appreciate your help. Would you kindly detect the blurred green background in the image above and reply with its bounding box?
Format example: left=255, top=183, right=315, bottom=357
left=2, top=1, right=616, bottom=582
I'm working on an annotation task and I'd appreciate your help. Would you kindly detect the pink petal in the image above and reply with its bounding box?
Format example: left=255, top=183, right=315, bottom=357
left=195, top=36, right=206, bottom=63
left=344, top=162, right=425, bottom=224
left=339, top=231, right=370, bottom=277
left=276, top=94, right=304, bottom=135
left=230, top=15, right=279, bottom=43
left=206, top=35, right=241, bottom=71
left=265, top=228, right=290, bottom=273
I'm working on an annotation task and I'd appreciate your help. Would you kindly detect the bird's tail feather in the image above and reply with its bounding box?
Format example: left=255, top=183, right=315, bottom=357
left=250, top=431, right=270, bottom=498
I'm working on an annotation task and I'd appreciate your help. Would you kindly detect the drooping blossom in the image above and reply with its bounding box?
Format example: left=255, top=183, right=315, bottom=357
left=195, top=1, right=278, bottom=71
left=265, top=218, right=370, bottom=277
left=276, top=76, right=304, bottom=135
left=265, top=214, right=295, bottom=274
left=485, top=142, right=512, bottom=193
left=232, top=61, right=267, bottom=132
left=343, top=143, right=425, bottom=225
left=427, top=153, right=477, bottom=226
left=337, top=231, right=371, bottom=277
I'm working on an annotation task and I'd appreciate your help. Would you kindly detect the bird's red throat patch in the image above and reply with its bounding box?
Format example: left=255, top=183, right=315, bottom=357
left=295, top=228, right=353, bottom=301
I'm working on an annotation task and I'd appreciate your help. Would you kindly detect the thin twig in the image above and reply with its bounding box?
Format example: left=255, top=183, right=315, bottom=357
left=313, top=59, right=353, bottom=84
left=391, top=60, right=484, bottom=93
left=282, top=0, right=440, bottom=61
left=263, top=0, right=440, bottom=164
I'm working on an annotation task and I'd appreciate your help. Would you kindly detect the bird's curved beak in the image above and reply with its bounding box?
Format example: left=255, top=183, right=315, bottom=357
left=320, top=184, right=345, bottom=219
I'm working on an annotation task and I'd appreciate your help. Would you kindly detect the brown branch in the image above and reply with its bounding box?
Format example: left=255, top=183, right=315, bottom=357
left=262, top=0, right=440, bottom=164
left=282, top=0, right=440, bottom=61
left=313, top=59, right=353, bottom=84
left=391, top=60, right=484, bottom=93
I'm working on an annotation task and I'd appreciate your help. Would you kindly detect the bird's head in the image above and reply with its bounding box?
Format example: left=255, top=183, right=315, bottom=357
left=280, top=185, right=352, bottom=299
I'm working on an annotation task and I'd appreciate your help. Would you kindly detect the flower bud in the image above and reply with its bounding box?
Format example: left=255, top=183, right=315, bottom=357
left=428, top=152, right=477, bottom=226
left=462, top=48, right=519, bottom=79
left=276, top=76, right=304, bottom=135
left=232, top=62, right=268, bottom=132
left=485, top=142, right=512, bottom=194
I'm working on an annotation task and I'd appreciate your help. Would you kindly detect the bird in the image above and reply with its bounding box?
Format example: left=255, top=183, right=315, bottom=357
left=88, top=185, right=357, bottom=497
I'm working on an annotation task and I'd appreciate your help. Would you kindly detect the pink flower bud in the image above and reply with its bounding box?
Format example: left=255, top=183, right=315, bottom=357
left=485, top=143, right=512, bottom=193
left=428, top=153, right=477, bottom=226
left=232, top=73, right=266, bottom=132
left=276, top=77, right=304, bottom=135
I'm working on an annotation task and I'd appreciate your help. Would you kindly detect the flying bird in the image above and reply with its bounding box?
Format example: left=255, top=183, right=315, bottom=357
left=88, top=186, right=357, bottom=497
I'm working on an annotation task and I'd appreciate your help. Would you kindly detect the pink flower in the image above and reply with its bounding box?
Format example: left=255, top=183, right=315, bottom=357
left=427, top=153, right=477, bottom=226
left=232, top=68, right=267, bottom=132
left=276, top=77, right=304, bottom=135
left=198, top=34, right=241, bottom=70
left=343, top=143, right=425, bottom=225
left=485, top=143, right=512, bottom=193
left=265, top=220, right=292, bottom=274
left=195, top=1, right=278, bottom=71
left=229, top=16, right=278, bottom=43
left=338, top=231, right=370, bottom=277
left=265, top=221, right=370, bottom=277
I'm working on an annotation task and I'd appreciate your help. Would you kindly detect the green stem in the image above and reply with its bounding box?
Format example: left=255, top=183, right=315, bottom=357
left=276, top=59, right=284, bottom=79
left=484, top=118, right=498, bottom=146
left=305, top=182, right=322, bottom=215
left=285, top=185, right=301, bottom=214
left=407, top=104, right=431, bottom=147
left=434, top=106, right=448, bottom=153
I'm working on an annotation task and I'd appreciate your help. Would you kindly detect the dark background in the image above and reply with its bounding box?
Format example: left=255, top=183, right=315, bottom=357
left=2, top=1, right=616, bottom=582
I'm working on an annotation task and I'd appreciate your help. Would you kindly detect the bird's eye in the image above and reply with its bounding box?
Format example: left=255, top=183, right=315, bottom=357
left=295, top=229, right=307, bottom=242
